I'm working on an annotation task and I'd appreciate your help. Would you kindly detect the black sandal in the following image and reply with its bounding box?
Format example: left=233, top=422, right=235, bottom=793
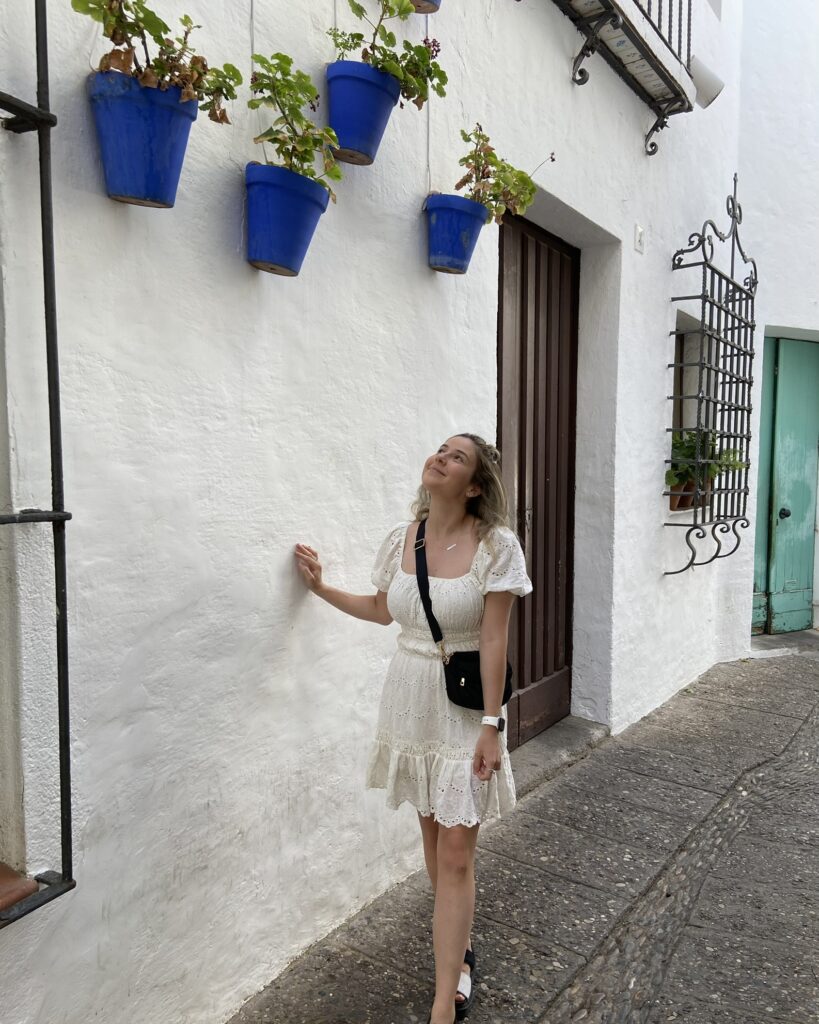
left=455, top=948, right=476, bottom=1019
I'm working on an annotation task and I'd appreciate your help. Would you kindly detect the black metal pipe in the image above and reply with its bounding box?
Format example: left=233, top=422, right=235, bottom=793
left=0, top=510, right=72, bottom=525
left=0, top=89, right=57, bottom=130
left=34, top=0, right=73, bottom=885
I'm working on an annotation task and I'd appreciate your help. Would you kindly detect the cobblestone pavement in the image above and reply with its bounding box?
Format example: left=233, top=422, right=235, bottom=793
left=226, top=654, right=819, bottom=1024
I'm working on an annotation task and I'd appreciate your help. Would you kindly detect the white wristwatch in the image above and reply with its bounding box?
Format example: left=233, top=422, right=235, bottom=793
left=481, top=715, right=505, bottom=733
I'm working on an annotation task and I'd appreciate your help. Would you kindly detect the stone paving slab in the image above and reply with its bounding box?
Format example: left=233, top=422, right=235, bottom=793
left=741, top=807, right=819, bottom=848
left=521, top=783, right=700, bottom=855
left=698, top=652, right=819, bottom=687
left=229, top=940, right=430, bottom=1024
left=455, top=915, right=584, bottom=1022
left=659, top=928, right=819, bottom=1023
left=647, top=996, right=779, bottom=1023
left=615, top=718, right=784, bottom=774
left=588, top=740, right=739, bottom=794
left=479, top=810, right=663, bottom=898
left=474, top=848, right=627, bottom=957
left=685, top=660, right=819, bottom=718
left=752, top=633, right=819, bottom=661
left=640, top=693, right=802, bottom=753
left=691, top=872, right=819, bottom=948
left=558, top=759, right=721, bottom=821
left=709, top=832, right=819, bottom=890
left=334, top=883, right=435, bottom=983
left=509, top=716, right=609, bottom=799
left=745, top=780, right=819, bottom=822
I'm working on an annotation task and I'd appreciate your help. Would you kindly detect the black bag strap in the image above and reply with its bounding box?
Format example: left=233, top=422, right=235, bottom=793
left=413, top=519, right=446, bottom=652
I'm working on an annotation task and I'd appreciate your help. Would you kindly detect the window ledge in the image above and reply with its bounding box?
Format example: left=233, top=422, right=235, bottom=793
left=0, top=867, right=75, bottom=929
left=0, top=862, right=38, bottom=911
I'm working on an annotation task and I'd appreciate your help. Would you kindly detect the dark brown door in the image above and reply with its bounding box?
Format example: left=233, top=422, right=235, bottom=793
left=498, top=215, right=579, bottom=750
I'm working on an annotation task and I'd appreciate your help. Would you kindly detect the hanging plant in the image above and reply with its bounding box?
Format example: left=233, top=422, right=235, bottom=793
left=454, top=124, right=541, bottom=223
left=72, top=0, right=241, bottom=207
left=245, top=53, right=343, bottom=276
left=424, top=124, right=550, bottom=274
left=326, top=0, right=448, bottom=164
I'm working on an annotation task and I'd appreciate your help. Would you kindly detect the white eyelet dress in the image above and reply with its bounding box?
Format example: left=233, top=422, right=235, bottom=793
left=365, top=521, right=533, bottom=828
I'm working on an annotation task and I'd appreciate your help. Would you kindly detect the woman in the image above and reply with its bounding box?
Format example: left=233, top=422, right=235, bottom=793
left=294, top=433, right=531, bottom=1024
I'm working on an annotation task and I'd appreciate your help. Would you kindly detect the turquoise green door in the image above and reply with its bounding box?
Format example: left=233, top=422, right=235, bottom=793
left=758, top=338, right=819, bottom=633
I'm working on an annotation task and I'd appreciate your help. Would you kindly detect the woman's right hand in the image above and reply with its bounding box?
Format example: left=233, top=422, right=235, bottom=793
left=294, top=543, right=325, bottom=594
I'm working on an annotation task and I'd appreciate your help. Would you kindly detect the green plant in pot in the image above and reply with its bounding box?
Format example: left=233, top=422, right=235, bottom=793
left=425, top=124, right=551, bottom=274
left=326, top=0, right=448, bottom=164
left=73, top=0, right=241, bottom=206
left=245, top=53, right=343, bottom=277
left=665, top=430, right=748, bottom=510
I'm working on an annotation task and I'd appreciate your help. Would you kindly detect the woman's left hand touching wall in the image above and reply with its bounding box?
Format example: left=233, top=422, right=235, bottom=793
left=294, top=543, right=325, bottom=594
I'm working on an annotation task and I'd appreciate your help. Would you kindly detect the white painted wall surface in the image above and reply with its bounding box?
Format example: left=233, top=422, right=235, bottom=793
left=1, top=1, right=817, bottom=1022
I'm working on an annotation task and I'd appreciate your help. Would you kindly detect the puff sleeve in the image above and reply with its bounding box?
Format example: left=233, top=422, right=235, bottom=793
left=476, top=527, right=533, bottom=597
left=371, top=522, right=409, bottom=592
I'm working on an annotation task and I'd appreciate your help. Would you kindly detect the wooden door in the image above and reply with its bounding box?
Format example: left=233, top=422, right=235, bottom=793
left=764, top=338, right=819, bottom=633
left=498, top=215, right=579, bottom=749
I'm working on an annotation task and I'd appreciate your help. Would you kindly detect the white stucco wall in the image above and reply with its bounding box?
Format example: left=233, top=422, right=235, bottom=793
left=2, top=1, right=817, bottom=1022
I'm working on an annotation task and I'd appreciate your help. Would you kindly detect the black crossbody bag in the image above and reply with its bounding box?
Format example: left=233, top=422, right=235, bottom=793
left=414, top=518, right=512, bottom=711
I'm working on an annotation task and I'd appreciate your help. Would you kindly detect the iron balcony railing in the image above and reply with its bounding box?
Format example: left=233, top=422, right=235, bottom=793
left=635, top=0, right=692, bottom=68
left=550, top=0, right=697, bottom=153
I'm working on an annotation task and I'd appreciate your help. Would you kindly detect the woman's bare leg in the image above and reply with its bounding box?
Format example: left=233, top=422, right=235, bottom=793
left=418, top=812, right=440, bottom=891
left=418, top=813, right=475, bottom=1014
left=429, top=823, right=479, bottom=1024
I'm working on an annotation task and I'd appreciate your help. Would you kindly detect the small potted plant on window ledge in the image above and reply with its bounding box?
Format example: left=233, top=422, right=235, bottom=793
left=327, top=0, right=447, bottom=165
left=665, top=430, right=748, bottom=511
left=424, top=124, right=547, bottom=274
left=72, top=0, right=241, bottom=208
left=245, top=53, right=342, bottom=277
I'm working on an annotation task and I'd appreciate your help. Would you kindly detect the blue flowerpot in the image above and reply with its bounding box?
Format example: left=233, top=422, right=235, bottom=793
left=412, top=0, right=442, bottom=10
left=87, top=71, right=198, bottom=208
left=245, top=164, right=330, bottom=276
left=424, top=194, right=489, bottom=274
left=326, top=61, right=401, bottom=165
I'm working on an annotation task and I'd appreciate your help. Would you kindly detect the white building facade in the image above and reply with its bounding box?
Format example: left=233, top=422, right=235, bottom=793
left=1, top=1, right=817, bottom=1022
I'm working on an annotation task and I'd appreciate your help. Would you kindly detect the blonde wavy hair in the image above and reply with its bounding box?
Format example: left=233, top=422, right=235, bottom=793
left=411, top=432, right=512, bottom=541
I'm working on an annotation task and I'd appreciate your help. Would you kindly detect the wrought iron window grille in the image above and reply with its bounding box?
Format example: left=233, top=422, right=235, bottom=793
left=547, top=0, right=694, bottom=154
left=0, top=0, right=76, bottom=926
left=664, top=174, right=758, bottom=576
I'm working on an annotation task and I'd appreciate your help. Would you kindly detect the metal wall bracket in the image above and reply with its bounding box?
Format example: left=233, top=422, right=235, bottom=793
left=645, top=96, right=690, bottom=156
left=0, top=90, right=57, bottom=134
left=572, top=11, right=623, bottom=85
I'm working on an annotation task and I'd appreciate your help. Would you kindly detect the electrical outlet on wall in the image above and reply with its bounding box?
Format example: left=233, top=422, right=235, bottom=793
left=634, top=224, right=645, bottom=254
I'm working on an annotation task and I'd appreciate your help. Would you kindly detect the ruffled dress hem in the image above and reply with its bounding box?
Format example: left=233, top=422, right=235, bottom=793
left=366, top=737, right=516, bottom=829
